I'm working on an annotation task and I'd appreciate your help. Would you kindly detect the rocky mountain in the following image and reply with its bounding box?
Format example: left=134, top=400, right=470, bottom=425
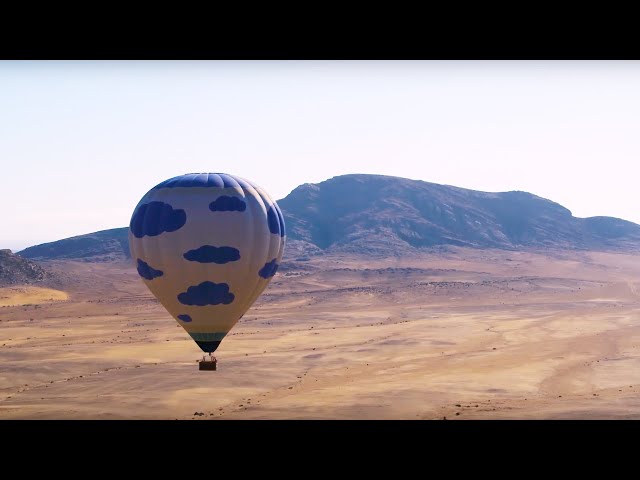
left=17, top=174, right=640, bottom=261
left=0, top=249, right=54, bottom=286
left=279, top=174, right=640, bottom=254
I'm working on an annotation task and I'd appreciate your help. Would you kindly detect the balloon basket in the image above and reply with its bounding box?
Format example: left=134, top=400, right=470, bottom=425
left=199, top=357, right=217, bottom=371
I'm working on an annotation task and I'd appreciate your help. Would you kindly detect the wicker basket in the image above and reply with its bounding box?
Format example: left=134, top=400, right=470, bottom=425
left=199, top=360, right=217, bottom=371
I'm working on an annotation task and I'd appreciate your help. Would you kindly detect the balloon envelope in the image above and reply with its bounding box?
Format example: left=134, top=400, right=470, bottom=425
left=128, top=173, right=285, bottom=353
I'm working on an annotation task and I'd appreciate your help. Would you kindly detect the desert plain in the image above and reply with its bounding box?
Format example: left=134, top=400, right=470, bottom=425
left=2, top=247, right=640, bottom=419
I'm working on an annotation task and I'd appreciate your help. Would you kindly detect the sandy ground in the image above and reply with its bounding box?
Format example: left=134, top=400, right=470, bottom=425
left=0, top=286, right=68, bottom=307
left=1, top=247, right=640, bottom=419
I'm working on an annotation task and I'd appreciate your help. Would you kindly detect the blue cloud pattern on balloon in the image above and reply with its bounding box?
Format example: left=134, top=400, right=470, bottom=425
left=259, top=258, right=279, bottom=279
left=136, top=259, right=164, bottom=280
left=184, top=245, right=240, bottom=264
left=275, top=204, right=285, bottom=237
left=267, top=206, right=284, bottom=236
left=209, top=196, right=247, bottom=212
left=177, top=314, right=192, bottom=322
left=178, top=281, right=235, bottom=306
left=267, top=207, right=280, bottom=235
left=130, top=201, right=187, bottom=238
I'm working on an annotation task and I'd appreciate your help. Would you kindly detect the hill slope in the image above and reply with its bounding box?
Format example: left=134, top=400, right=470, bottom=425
left=19, top=228, right=130, bottom=262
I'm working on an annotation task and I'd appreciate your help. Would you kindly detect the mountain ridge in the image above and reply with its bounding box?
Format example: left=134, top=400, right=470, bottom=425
left=278, top=174, right=640, bottom=253
left=17, top=174, right=640, bottom=261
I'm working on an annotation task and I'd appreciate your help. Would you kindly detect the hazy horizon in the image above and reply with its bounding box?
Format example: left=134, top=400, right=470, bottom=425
left=3, top=60, right=640, bottom=251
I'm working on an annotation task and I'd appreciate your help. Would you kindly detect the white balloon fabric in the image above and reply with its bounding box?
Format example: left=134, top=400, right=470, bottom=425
left=128, top=173, right=285, bottom=354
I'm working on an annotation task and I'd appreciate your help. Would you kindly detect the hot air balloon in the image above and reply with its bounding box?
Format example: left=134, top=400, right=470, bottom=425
left=128, top=173, right=285, bottom=370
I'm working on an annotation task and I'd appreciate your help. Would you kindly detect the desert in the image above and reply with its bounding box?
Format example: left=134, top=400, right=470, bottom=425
left=2, top=243, right=640, bottom=419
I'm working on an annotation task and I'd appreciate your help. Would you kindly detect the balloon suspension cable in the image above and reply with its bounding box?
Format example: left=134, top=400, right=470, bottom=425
left=202, top=353, right=216, bottom=362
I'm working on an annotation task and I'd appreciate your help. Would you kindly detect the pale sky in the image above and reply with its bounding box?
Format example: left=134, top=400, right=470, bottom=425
left=1, top=60, right=639, bottom=252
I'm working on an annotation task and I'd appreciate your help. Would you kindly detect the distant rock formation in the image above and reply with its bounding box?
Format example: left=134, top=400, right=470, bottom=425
left=0, top=249, right=54, bottom=286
